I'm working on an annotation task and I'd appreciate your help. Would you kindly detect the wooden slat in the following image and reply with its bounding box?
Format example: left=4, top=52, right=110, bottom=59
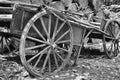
left=0, top=7, right=13, bottom=13
left=90, top=22, right=101, bottom=26
left=0, top=14, right=12, bottom=21
left=0, top=7, right=13, bottom=10
left=0, top=0, right=40, bottom=8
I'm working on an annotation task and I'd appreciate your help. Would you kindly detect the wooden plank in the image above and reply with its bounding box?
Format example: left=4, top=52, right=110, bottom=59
left=0, top=7, right=13, bottom=10
left=0, top=7, right=13, bottom=13
left=0, top=0, right=40, bottom=8
left=0, top=14, right=12, bottom=21
left=90, top=22, right=101, bottom=26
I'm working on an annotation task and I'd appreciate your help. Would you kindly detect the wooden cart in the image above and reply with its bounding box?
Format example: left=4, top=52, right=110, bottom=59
left=0, top=1, right=120, bottom=77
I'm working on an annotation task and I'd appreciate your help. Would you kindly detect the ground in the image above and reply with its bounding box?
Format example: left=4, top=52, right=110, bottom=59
left=0, top=49, right=120, bottom=80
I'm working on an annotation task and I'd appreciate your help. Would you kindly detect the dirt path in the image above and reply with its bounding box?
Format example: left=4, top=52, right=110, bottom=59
left=0, top=53, right=120, bottom=80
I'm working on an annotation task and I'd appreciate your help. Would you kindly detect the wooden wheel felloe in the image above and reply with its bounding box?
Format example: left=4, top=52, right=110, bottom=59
left=103, top=19, right=120, bottom=58
left=20, top=10, right=73, bottom=77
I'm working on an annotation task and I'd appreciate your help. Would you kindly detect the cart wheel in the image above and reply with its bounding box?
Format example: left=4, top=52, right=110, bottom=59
left=20, top=10, right=73, bottom=77
left=0, top=35, right=17, bottom=54
left=0, top=36, right=10, bottom=54
left=103, top=19, right=120, bottom=58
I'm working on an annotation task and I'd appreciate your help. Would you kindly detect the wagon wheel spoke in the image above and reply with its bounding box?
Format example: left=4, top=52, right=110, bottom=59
left=114, top=23, right=120, bottom=39
left=56, top=40, right=70, bottom=44
left=8, top=39, right=16, bottom=48
left=0, top=36, right=4, bottom=53
left=48, top=14, right=51, bottom=37
left=26, top=44, right=46, bottom=50
left=0, top=36, right=3, bottom=43
left=1, top=36, right=4, bottom=49
left=56, top=46, right=69, bottom=53
left=27, top=36, right=47, bottom=44
left=114, top=43, right=118, bottom=56
left=112, top=22, right=119, bottom=37
left=3, top=37, right=6, bottom=48
left=27, top=46, right=50, bottom=63
left=114, top=23, right=119, bottom=37
left=2, top=37, right=11, bottom=52
left=55, top=29, right=70, bottom=43
left=111, top=43, right=114, bottom=52
left=11, top=37, right=20, bottom=47
left=55, top=21, right=66, bottom=37
left=33, top=50, right=44, bottom=68
left=116, top=30, right=120, bottom=39
left=114, top=41, right=119, bottom=56
left=10, top=38, right=20, bottom=53
left=117, top=41, right=120, bottom=52
left=107, top=24, right=115, bottom=38
left=109, top=44, right=114, bottom=57
left=53, top=52, right=59, bottom=69
left=41, top=47, right=51, bottom=73
left=5, top=38, right=11, bottom=53
left=111, top=42, right=117, bottom=56
left=48, top=55, right=51, bottom=73
left=9, top=38, right=20, bottom=50
left=40, top=17, right=49, bottom=38
left=55, top=52, right=64, bottom=62
left=32, top=24, right=46, bottom=41
left=52, top=18, right=59, bottom=41
left=12, top=37, right=20, bottom=42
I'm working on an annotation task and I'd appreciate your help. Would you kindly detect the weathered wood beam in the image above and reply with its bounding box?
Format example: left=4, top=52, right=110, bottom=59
left=0, top=7, right=13, bottom=13
left=0, top=0, right=40, bottom=8
left=0, top=7, right=13, bottom=10
left=0, top=14, right=12, bottom=21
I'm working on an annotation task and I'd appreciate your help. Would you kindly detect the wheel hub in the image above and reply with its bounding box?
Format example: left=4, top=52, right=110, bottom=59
left=47, top=38, right=57, bottom=49
left=52, top=43, right=57, bottom=49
